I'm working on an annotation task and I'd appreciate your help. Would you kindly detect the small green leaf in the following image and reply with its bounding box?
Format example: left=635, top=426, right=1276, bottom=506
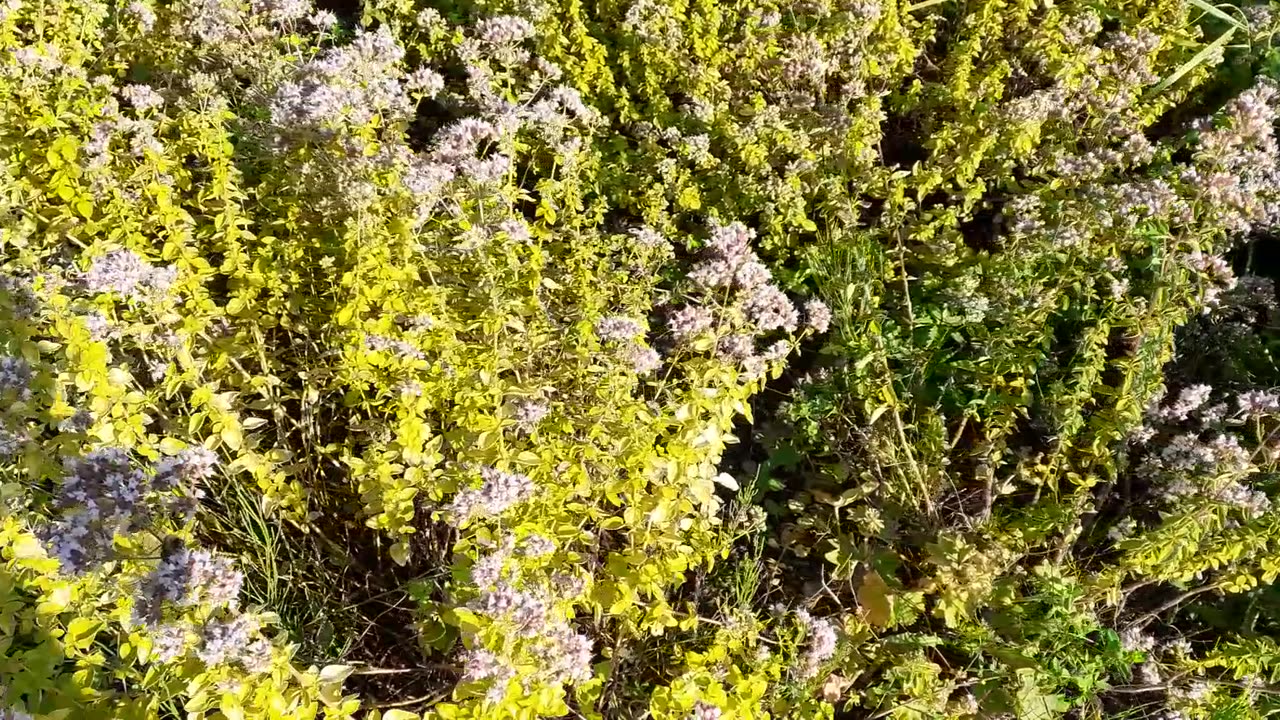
left=66, top=617, right=103, bottom=651
left=390, top=541, right=410, bottom=566
left=319, top=664, right=354, bottom=685
left=220, top=422, right=243, bottom=450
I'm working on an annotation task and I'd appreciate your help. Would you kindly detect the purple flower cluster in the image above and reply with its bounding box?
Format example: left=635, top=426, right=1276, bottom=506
left=619, top=342, right=662, bottom=375
left=1187, top=250, right=1237, bottom=312
left=668, top=305, right=715, bottom=342
left=0, top=355, right=31, bottom=397
left=474, top=15, right=534, bottom=45
left=627, top=226, right=669, bottom=252
left=471, top=541, right=514, bottom=587
left=405, top=67, right=444, bottom=97
left=688, top=221, right=771, bottom=292
left=0, top=427, right=28, bottom=456
left=1187, top=80, right=1280, bottom=234
left=596, top=316, right=644, bottom=342
left=40, top=448, right=216, bottom=575
left=81, top=249, right=177, bottom=303
left=0, top=273, right=39, bottom=320
left=148, top=622, right=190, bottom=663
left=717, top=334, right=755, bottom=362
left=803, top=299, right=832, bottom=334
left=197, top=614, right=273, bottom=673
left=690, top=701, right=722, bottom=720
left=1238, top=389, right=1280, bottom=417
left=537, top=625, right=593, bottom=684
left=471, top=582, right=550, bottom=637
left=462, top=648, right=517, bottom=705
left=512, top=399, right=549, bottom=432
left=743, top=285, right=799, bottom=333
left=250, top=0, right=311, bottom=24
left=154, top=446, right=219, bottom=490
left=520, top=534, right=556, bottom=557
left=447, top=467, right=535, bottom=525
left=42, top=449, right=148, bottom=573
left=269, top=26, right=411, bottom=144
left=1137, top=385, right=1274, bottom=520
left=177, top=0, right=248, bottom=44
left=465, top=580, right=594, bottom=691
left=660, top=220, right=806, bottom=377
left=596, top=316, right=662, bottom=375
left=365, top=333, right=426, bottom=361
left=794, top=609, right=838, bottom=679
left=1148, top=432, right=1252, bottom=475
left=139, top=541, right=244, bottom=614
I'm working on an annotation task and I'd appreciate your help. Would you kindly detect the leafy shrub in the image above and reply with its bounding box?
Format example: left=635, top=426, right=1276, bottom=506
left=5, top=0, right=1280, bottom=718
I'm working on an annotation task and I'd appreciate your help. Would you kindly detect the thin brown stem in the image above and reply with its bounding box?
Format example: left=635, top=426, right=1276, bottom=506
left=1127, top=582, right=1223, bottom=630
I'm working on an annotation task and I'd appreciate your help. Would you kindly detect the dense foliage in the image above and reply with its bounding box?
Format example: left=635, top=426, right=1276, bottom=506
left=5, top=0, right=1280, bottom=718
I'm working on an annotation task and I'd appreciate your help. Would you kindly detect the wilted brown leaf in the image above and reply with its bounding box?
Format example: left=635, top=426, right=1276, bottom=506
left=858, top=570, right=893, bottom=627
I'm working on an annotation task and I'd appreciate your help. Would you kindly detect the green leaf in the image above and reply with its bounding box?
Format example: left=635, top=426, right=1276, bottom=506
left=220, top=422, right=243, bottom=450
left=1015, top=669, right=1069, bottom=720
left=319, top=664, right=354, bottom=685
left=390, top=541, right=410, bottom=566
left=66, top=617, right=103, bottom=651
left=10, top=534, right=46, bottom=560
left=318, top=664, right=354, bottom=706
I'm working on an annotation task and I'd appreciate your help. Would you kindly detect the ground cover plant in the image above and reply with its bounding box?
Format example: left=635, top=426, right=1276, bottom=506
left=6, top=0, right=1280, bottom=718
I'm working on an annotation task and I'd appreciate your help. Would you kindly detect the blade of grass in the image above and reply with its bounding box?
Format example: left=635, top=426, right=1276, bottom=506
left=906, top=0, right=949, bottom=11
left=1148, top=26, right=1235, bottom=98
left=1187, top=0, right=1248, bottom=32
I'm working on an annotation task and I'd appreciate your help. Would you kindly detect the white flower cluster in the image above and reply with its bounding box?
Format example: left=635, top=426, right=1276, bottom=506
left=447, top=466, right=536, bottom=525
left=1120, top=626, right=1156, bottom=654
left=365, top=332, right=426, bottom=362
left=794, top=609, right=838, bottom=679
left=80, top=249, right=177, bottom=304
left=196, top=614, right=273, bottom=672
left=596, top=311, right=662, bottom=376
left=463, top=581, right=594, bottom=694
left=1157, top=384, right=1213, bottom=423
left=1186, top=80, right=1280, bottom=235
left=269, top=26, right=411, bottom=144
left=511, top=399, right=549, bottom=432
